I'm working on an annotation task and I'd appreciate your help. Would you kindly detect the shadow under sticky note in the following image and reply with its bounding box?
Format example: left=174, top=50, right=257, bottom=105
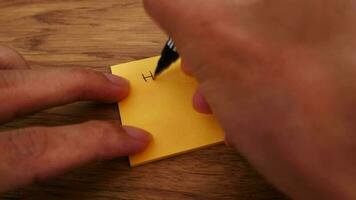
left=111, top=56, right=224, bottom=167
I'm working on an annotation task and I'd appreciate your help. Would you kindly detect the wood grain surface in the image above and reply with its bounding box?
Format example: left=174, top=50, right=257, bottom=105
left=0, top=1, right=287, bottom=199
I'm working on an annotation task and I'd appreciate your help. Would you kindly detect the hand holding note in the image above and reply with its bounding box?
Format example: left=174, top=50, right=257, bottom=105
left=0, top=46, right=150, bottom=193
left=145, top=0, right=356, bottom=199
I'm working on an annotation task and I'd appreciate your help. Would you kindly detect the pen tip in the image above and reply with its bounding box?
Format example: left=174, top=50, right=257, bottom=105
left=154, top=57, right=166, bottom=78
left=154, top=68, right=162, bottom=77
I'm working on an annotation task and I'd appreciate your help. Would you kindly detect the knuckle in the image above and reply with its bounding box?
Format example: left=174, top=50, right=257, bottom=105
left=69, top=68, right=105, bottom=85
left=83, top=120, right=106, bottom=130
left=7, top=128, right=49, bottom=161
left=0, top=46, right=17, bottom=67
left=0, top=72, right=14, bottom=90
left=0, top=46, right=27, bottom=69
left=70, top=68, right=97, bottom=81
left=82, top=120, right=120, bottom=142
left=143, top=0, right=168, bottom=19
left=0, top=71, right=26, bottom=90
left=87, top=120, right=117, bottom=133
left=142, top=0, right=155, bottom=11
left=67, top=68, right=105, bottom=98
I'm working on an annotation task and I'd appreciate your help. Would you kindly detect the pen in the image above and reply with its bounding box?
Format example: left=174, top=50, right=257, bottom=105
left=154, top=38, right=180, bottom=77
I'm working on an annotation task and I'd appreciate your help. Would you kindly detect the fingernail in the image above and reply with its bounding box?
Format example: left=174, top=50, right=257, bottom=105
left=193, top=90, right=213, bottom=114
left=123, top=126, right=152, bottom=142
left=105, top=73, right=129, bottom=87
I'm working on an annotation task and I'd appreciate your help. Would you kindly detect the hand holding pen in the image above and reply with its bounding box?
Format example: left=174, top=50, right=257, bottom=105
left=155, top=38, right=180, bottom=76
left=145, top=0, right=356, bottom=199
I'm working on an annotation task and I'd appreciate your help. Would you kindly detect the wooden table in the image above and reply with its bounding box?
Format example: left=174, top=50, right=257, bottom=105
left=0, top=1, right=287, bottom=199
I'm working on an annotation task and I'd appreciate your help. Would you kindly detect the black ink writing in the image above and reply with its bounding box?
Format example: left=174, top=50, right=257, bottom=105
left=142, top=71, right=155, bottom=82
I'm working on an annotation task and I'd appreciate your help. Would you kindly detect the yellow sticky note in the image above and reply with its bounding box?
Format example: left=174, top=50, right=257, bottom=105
left=111, top=56, right=224, bottom=166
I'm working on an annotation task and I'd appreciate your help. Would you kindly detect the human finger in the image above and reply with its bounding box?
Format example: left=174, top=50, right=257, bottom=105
left=0, top=121, right=151, bottom=193
left=0, top=46, right=29, bottom=70
left=0, top=68, right=129, bottom=123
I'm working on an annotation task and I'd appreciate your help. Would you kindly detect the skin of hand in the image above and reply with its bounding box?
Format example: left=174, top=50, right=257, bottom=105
left=0, top=46, right=151, bottom=193
left=143, top=0, right=356, bottom=199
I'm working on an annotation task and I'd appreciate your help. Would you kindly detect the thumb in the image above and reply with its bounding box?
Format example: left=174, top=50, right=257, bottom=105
left=0, top=121, right=151, bottom=193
